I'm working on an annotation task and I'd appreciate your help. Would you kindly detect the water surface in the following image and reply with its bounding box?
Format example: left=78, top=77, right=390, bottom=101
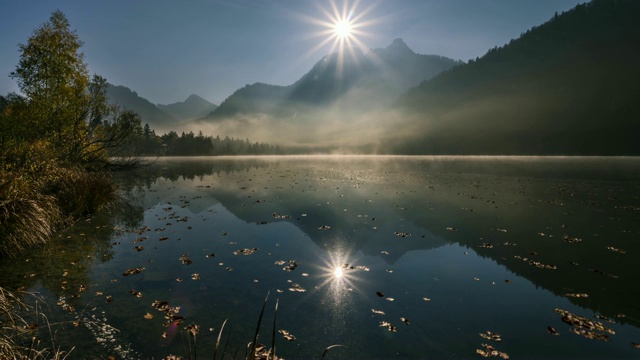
left=2, top=156, right=640, bottom=358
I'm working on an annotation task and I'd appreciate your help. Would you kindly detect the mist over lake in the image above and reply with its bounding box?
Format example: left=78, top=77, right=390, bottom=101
left=2, top=156, right=639, bottom=358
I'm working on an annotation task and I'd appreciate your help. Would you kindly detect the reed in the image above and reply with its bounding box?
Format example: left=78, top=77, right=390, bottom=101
left=0, top=165, right=116, bottom=258
left=0, top=287, right=73, bottom=360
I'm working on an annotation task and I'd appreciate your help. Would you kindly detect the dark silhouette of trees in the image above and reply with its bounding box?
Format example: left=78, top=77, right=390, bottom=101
left=137, top=127, right=281, bottom=156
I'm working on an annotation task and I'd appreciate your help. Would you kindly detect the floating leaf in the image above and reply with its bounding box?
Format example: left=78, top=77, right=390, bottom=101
left=401, top=317, right=410, bottom=325
left=318, top=225, right=331, bottom=230
left=379, top=321, right=397, bottom=332
left=565, top=293, right=589, bottom=298
left=191, top=273, right=200, bottom=280
left=278, top=329, right=296, bottom=341
left=122, top=267, right=145, bottom=276
left=632, top=343, right=640, bottom=349
left=134, top=246, right=144, bottom=252
left=479, top=331, right=502, bottom=342
left=554, top=308, right=615, bottom=341
left=563, top=235, right=582, bottom=244
left=128, top=290, right=143, bottom=298
left=547, top=326, right=559, bottom=335
left=371, top=309, right=385, bottom=315
left=394, top=231, right=412, bottom=238
left=422, top=297, right=431, bottom=302
left=282, top=260, right=298, bottom=271
left=233, top=248, right=258, bottom=256
left=476, top=343, right=509, bottom=359
left=179, top=254, right=192, bottom=265
left=376, top=291, right=384, bottom=297
left=288, top=283, right=306, bottom=292
left=144, top=313, right=154, bottom=319
left=607, top=246, right=626, bottom=254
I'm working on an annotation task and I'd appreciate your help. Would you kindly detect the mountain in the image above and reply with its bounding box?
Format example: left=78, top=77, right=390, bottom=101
left=394, top=0, right=640, bottom=155
left=157, top=94, right=217, bottom=121
left=107, top=84, right=175, bottom=125
left=201, top=39, right=461, bottom=121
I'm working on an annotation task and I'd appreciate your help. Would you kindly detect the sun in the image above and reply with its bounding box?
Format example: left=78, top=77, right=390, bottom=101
left=300, top=0, right=379, bottom=57
left=334, top=19, right=353, bottom=40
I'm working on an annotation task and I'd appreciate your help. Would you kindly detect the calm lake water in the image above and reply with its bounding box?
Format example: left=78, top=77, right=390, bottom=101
left=2, top=156, right=640, bottom=359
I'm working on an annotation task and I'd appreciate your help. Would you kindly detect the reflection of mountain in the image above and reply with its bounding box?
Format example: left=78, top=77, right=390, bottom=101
left=395, top=0, right=640, bottom=155
left=136, top=157, right=640, bottom=326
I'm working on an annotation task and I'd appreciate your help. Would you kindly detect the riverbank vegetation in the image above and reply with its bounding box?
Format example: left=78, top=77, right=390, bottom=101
left=0, top=10, right=137, bottom=258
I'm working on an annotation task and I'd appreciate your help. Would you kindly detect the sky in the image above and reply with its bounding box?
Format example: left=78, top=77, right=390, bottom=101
left=0, top=0, right=586, bottom=106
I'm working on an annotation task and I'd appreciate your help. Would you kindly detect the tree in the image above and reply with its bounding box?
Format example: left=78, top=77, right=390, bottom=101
left=7, top=10, right=114, bottom=165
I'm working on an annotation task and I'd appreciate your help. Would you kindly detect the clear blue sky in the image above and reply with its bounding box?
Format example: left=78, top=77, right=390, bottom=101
left=0, top=0, right=585, bottom=105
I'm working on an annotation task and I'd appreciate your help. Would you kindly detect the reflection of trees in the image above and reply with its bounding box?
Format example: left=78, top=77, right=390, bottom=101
left=127, top=158, right=272, bottom=184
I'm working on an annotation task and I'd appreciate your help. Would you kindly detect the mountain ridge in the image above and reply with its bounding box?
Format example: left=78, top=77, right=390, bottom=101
left=393, top=0, right=640, bottom=155
left=200, top=38, right=462, bottom=122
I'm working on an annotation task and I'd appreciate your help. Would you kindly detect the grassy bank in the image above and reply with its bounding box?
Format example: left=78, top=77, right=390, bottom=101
left=0, top=163, right=116, bottom=258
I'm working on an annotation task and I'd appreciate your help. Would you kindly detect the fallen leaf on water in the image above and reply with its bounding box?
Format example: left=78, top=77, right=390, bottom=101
left=288, top=283, right=306, bottom=292
left=386, top=297, right=395, bottom=302
left=401, top=317, right=410, bottom=325
left=632, top=343, right=640, bottom=349
left=128, top=289, right=143, bottom=298
left=191, top=273, right=200, bottom=280
left=565, top=293, right=589, bottom=298
left=394, top=231, right=412, bottom=238
left=278, top=329, right=296, bottom=341
left=144, top=313, right=154, bottom=319
left=376, top=291, right=384, bottom=297
left=422, top=297, right=431, bottom=302
left=233, top=248, right=258, bottom=256
left=479, top=331, right=502, bottom=342
left=122, top=267, right=145, bottom=276
left=371, top=309, right=385, bottom=315
left=179, top=255, right=192, bottom=265
left=134, top=246, right=144, bottom=252
left=607, top=246, right=626, bottom=254
left=476, top=343, right=509, bottom=359
left=380, top=321, right=397, bottom=332
left=547, top=326, right=559, bottom=335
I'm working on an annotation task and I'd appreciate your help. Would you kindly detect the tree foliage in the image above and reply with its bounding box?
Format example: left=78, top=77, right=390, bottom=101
left=3, top=10, right=137, bottom=166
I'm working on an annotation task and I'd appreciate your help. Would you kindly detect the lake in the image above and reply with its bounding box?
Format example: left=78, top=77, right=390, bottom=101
left=2, top=156, right=640, bottom=359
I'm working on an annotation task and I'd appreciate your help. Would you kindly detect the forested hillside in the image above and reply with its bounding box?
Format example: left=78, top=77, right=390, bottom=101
left=396, top=0, right=640, bottom=155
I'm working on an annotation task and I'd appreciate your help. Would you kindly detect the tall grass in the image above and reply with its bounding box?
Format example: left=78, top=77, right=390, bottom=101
left=0, top=165, right=116, bottom=258
left=0, top=175, right=61, bottom=258
left=0, top=287, right=73, bottom=359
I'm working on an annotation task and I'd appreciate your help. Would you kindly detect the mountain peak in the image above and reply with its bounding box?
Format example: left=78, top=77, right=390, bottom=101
left=386, top=38, right=414, bottom=55
left=185, top=94, right=205, bottom=102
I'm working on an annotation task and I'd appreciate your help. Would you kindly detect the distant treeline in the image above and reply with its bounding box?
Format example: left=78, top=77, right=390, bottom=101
left=125, top=124, right=282, bottom=156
